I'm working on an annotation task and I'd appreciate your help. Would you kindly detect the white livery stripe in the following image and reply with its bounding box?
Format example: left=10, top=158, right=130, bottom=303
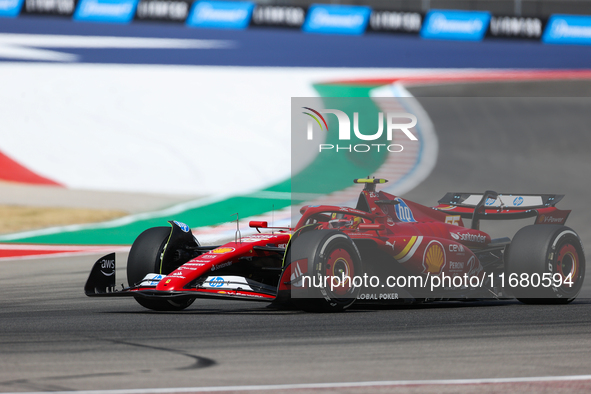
left=398, top=235, right=423, bottom=263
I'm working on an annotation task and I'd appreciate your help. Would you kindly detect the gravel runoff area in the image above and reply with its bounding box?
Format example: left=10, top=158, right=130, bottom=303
left=0, top=181, right=201, bottom=235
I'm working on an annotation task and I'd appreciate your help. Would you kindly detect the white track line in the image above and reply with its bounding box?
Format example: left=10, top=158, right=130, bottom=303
left=0, top=34, right=232, bottom=61
left=6, top=375, right=591, bottom=394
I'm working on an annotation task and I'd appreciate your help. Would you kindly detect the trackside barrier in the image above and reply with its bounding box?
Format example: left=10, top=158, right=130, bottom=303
left=0, top=0, right=24, bottom=17
left=367, top=10, right=422, bottom=34
left=73, top=0, right=138, bottom=23
left=2, top=0, right=591, bottom=45
left=487, top=15, right=545, bottom=39
left=542, top=14, right=591, bottom=45
left=135, top=0, right=190, bottom=22
left=186, top=0, right=254, bottom=29
left=250, top=4, right=305, bottom=28
left=302, top=4, right=371, bottom=35
left=22, top=0, right=77, bottom=16
left=421, top=10, right=491, bottom=41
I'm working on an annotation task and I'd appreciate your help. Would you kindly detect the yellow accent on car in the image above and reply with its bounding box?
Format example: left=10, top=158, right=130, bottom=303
left=354, top=178, right=388, bottom=184
left=394, top=236, right=417, bottom=260
left=212, top=247, right=235, bottom=254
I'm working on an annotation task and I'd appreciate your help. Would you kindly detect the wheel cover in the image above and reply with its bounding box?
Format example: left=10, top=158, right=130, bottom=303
left=324, top=247, right=354, bottom=296
left=556, top=243, right=580, bottom=291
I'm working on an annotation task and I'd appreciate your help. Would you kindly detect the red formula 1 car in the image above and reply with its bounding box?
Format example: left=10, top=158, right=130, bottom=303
left=85, top=178, right=586, bottom=312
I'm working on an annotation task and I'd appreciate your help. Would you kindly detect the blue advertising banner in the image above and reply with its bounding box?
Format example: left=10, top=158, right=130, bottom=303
left=74, top=0, right=139, bottom=23
left=543, top=14, right=591, bottom=45
left=303, top=4, right=371, bottom=35
left=187, top=1, right=254, bottom=29
left=0, top=0, right=24, bottom=17
left=421, top=10, right=491, bottom=41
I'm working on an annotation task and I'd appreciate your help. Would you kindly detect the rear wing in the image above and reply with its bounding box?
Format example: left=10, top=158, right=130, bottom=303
left=435, top=191, right=570, bottom=229
left=438, top=192, right=564, bottom=210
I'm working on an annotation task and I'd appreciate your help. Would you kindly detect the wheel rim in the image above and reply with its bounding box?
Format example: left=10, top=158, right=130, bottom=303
left=556, top=242, right=580, bottom=292
left=324, top=247, right=354, bottom=296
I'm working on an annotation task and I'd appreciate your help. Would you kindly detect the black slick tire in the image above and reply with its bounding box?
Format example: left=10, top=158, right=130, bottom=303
left=127, top=226, right=195, bottom=311
left=505, top=225, right=585, bottom=304
left=288, top=230, right=362, bottom=312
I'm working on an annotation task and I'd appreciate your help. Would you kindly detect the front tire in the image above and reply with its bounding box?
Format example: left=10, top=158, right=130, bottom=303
left=506, top=225, right=585, bottom=304
left=127, top=226, right=195, bottom=311
left=127, top=227, right=170, bottom=287
left=288, top=230, right=362, bottom=312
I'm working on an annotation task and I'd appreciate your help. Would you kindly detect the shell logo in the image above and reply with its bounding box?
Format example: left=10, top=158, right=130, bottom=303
left=211, top=247, right=235, bottom=254
left=423, top=241, right=446, bottom=274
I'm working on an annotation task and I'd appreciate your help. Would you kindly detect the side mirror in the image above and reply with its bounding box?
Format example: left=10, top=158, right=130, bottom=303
left=249, top=221, right=268, bottom=228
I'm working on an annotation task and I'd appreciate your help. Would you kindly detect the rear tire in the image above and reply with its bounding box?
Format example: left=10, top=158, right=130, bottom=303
left=127, top=226, right=195, bottom=311
left=506, top=225, right=585, bottom=304
left=288, top=230, right=362, bottom=312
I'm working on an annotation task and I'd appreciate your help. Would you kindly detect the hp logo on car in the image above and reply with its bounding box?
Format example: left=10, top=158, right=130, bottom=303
left=394, top=198, right=416, bottom=222
left=513, top=196, right=524, bottom=206
left=209, top=277, right=225, bottom=287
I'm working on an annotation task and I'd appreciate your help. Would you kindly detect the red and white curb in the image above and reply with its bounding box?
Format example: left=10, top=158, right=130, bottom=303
left=0, top=244, right=129, bottom=261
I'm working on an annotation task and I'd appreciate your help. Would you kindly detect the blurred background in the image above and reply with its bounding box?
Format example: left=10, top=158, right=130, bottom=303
left=1, top=0, right=591, bottom=246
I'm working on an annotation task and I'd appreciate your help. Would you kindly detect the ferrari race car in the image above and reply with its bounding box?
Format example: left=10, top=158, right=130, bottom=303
left=85, top=178, right=586, bottom=312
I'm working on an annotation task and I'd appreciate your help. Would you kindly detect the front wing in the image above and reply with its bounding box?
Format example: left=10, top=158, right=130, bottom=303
left=84, top=254, right=276, bottom=303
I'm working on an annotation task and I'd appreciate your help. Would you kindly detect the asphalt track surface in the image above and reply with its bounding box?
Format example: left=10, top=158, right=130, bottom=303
left=1, top=253, right=591, bottom=393
left=2, top=80, right=591, bottom=393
